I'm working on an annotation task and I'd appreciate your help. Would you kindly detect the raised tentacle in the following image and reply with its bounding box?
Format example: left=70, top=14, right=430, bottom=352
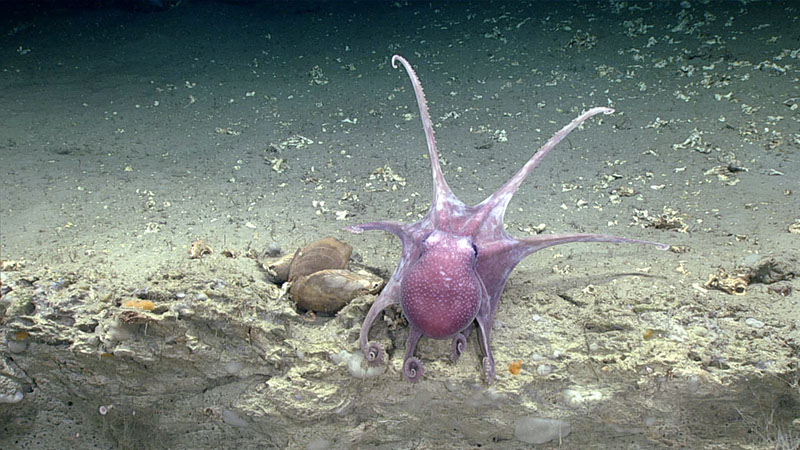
left=477, top=232, right=668, bottom=329
left=515, top=232, right=669, bottom=255
left=391, top=54, right=458, bottom=229
left=464, top=107, right=615, bottom=236
left=477, top=232, right=670, bottom=264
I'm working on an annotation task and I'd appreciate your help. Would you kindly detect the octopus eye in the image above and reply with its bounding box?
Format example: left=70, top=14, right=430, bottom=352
left=471, top=243, right=479, bottom=256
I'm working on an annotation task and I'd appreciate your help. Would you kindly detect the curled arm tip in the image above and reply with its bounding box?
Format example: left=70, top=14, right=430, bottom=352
left=344, top=225, right=363, bottom=234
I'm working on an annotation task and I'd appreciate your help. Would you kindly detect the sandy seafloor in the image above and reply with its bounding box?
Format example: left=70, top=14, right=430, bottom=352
left=1, top=0, right=799, bottom=448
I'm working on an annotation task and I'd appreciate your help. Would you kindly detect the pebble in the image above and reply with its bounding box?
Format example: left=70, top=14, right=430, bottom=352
left=7, top=340, right=27, bottom=353
left=745, top=317, right=764, bottom=328
left=563, top=389, right=603, bottom=407
left=306, top=439, right=333, bottom=450
left=0, top=391, right=23, bottom=404
left=514, top=416, right=571, bottom=444
left=106, top=322, right=132, bottom=342
left=50, top=278, right=67, bottom=291
left=266, top=242, right=282, bottom=257
left=536, top=364, right=553, bottom=376
left=330, top=350, right=385, bottom=379
left=222, top=409, right=249, bottom=428
left=223, top=361, right=244, bottom=375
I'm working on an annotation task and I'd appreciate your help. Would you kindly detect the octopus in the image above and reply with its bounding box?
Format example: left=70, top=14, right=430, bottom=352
left=347, top=55, right=668, bottom=383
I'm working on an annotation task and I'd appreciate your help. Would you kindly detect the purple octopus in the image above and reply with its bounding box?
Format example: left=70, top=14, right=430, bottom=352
left=347, top=55, right=668, bottom=383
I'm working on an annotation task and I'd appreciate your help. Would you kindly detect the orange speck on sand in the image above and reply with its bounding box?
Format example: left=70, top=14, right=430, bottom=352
left=123, top=299, right=155, bottom=311
left=14, top=331, right=30, bottom=341
left=509, top=360, right=522, bottom=375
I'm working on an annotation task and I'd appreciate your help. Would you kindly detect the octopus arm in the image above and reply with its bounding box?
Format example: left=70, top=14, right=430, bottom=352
left=514, top=232, right=669, bottom=257
left=358, top=278, right=402, bottom=366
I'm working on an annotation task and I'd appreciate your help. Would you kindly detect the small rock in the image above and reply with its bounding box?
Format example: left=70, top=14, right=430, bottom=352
left=748, top=255, right=797, bottom=284
left=306, top=439, right=333, bottom=450
left=265, top=242, right=282, bottom=257
left=223, top=361, right=243, bottom=375
left=222, top=409, right=249, bottom=428
left=330, top=350, right=385, bottom=379
left=537, top=364, right=553, bottom=376
left=0, top=391, right=23, bottom=404
left=7, top=339, right=27, bottom=353
left=514, top=416, right=571, bottom=444
left=563, top=389, right=603, bottom=407
left=745, top=317, right=765, bottom=328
